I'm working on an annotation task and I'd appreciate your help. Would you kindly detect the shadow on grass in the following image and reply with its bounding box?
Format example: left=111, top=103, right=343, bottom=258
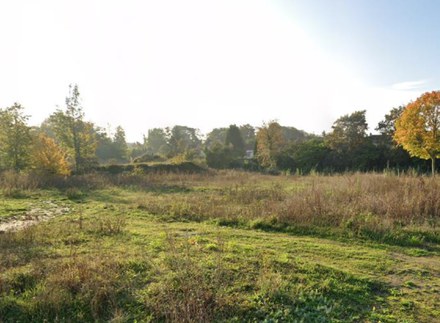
left=212, top=218, right=440, bottom=253
left=74, top=185, right=193, bottom=205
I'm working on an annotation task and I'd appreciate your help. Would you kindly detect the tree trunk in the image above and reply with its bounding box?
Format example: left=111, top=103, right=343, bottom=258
left=432, top=157, right=436, bottom=177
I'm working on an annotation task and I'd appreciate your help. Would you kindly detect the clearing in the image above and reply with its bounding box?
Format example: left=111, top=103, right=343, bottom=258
left=0, top=172, right=439, bottom=322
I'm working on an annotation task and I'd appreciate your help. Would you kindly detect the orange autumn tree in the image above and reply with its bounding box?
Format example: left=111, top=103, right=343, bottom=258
left=31, top=133, right=71, bottom=176
left=394, top=91, right=440, bottom=176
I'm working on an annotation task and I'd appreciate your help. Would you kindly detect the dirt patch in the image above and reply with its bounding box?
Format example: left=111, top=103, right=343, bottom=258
left=0, top=201, right=70, bottom=233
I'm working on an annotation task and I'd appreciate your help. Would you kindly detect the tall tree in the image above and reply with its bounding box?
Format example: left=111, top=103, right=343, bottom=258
left=326, top=110, right=368, bottom=152
left=205, top=143, right=234, bottom=169
left=167, top=125, right=202, bottom=158
left=146, top=128, right=169, bottom=156
left=256, top=121, right=285, bottom=168
left=225, top=124, right=245, bottom=157
left=239, top=124, right=256, bottom=150
left=47, top=84, right=97, bottom=173
left=376, top=106, right=405, bottom=137
left=325, top=110, right=371, bottom=170
left=289, top=138, right=329, bottom=173
left=282, top=126, right=308, bottom=143
left=113, top=125, right=128, bottom=162
left=0, top=103, right=32, bottom=171
left=128, top=136, right=148, bottom=161
left=394, top=91, right=440, bottom=176
left=95, top=128, right=114, bottom=163
left=205, top=128, right=227, bottom=150
left=375, top=106, right=415, bottom=170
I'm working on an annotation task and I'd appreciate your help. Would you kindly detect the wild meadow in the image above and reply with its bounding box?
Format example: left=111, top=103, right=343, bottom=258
left=3, top=0, right=440, bottom=320
left=0, top=169, right=439, bottom=322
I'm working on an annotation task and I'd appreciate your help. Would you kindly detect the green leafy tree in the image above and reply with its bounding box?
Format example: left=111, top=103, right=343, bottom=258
left=96, top=125, right=128, bottom=163
left=239, top=124, right=256, bottom=150
left=376, top=106, right=405, bottom=137
left=0, top=103, right=32, bottom=171
left=290, top=138, right=329, bottom=173
left=113, top=125, right=128, bottom=162
left=95, top=128, right=114, bottom=163
left=325, top=110, right=370, bottom=170
left=128, top=138, right=148, bottom=161
left=205, top=128, right=227, bottom=150
left=47, top=84, right=97, bottom=173
left=205, top=143, right=234, bottom=169
left=326, top=110, right=368, bottom=152
left=282, top=126, right=308, bottom=143
left=225, top=124, right=245, bottom=157
left=146, top=128, right=170, bottom=156
left=167, top=126, right=202, bottom=159
left=395, top=91, right=440, bottom=176
left=375, top=106, right=414, bottom=170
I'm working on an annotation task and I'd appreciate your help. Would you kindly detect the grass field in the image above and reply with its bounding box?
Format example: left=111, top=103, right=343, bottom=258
left=0, top=171, right=439, bottom=322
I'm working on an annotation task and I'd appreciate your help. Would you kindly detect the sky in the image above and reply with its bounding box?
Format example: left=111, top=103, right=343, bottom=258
left=1, top=0, right=440, bottom=142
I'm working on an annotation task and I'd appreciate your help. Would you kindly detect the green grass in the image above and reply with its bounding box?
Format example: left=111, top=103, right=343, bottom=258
left=0, top=172, right=440, bottom=322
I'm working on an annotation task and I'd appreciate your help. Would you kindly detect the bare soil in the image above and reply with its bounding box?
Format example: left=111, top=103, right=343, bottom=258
left=0, top=201, right=70, bottom=232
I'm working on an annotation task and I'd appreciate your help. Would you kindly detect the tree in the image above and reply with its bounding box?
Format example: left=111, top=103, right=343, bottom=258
left=205, top=143, right=234, bottom=169
left=95, top=126, right=128, bottom=163
left=95, top=128, right=114, bottom=163
left=376, top=106, right=405, bottom=137
left=326, top=110, right=368, bottom=152
left=225, top=124, right=245, bottom=157
left=205, top=128, right=227, bottom=150
left=146, top=128, right=170, bottom=156
left=375, top=106, right=415, bottom=170
left=128, top=137, right=148, bottom=161
left=113, top=125, right=128, bottom=162
left=289, top=138, right=329, bottom=173
left=394, top=91, right=440, bottom=176
left=30, top=133, right=70, bottom=176
left=255, top=121, right=285, bottom=169
left=0, top=103, right=32, bottom=171
left=282, top=126, right=308, bottom=143
left=47, top=84, right=97, bottom=173
left=325, top=110, right=370, bottom=170
left=167, top=126, right=202, bottom=159
left=239, top=124, right=256, bottom=150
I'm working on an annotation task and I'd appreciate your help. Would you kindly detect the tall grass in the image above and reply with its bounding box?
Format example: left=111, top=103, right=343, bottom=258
left=133, top=172, right=440, bottom=245
left=1, top=170, right=439, bottom=321
left=1, top=169, right=439, bottom=245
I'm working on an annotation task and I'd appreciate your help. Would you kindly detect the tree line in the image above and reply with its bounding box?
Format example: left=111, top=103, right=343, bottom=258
left=0, top=84, right=439, bottom=175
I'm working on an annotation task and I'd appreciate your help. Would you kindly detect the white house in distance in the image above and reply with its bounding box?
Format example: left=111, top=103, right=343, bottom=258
left=245, top=150, right=254, bottom=159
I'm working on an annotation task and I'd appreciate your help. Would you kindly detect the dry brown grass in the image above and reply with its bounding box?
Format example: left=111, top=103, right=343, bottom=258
left=1, top=169, right=439, bottom=243
left=132, top=172, right=440, bottom=244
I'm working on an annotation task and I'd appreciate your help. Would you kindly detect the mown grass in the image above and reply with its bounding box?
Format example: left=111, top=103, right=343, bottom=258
left=0, top=170, right=439, bottom=322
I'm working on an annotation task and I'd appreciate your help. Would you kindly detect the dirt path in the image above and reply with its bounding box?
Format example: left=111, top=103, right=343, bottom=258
left=0, top=201, right=70, bottom=233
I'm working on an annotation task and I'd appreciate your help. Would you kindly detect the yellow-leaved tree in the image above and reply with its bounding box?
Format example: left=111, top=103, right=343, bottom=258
left=31, top=133, right=71, bottom=176
left=256, top=121, right=285, bottom=169
left=394, top=91, right=440, bottom=176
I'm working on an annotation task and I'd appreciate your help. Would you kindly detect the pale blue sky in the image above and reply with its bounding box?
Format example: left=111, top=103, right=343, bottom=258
left=282, top=0, right=440, bottom=85
left=1, top=0, right=439, bottom=141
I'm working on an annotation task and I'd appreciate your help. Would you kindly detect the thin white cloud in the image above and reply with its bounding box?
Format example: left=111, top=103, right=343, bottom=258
left=391, top=80, right=428, bottom=91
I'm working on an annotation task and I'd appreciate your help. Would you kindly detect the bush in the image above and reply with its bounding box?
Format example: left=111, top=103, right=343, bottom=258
left=97, top=162, right=207, bottom=175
